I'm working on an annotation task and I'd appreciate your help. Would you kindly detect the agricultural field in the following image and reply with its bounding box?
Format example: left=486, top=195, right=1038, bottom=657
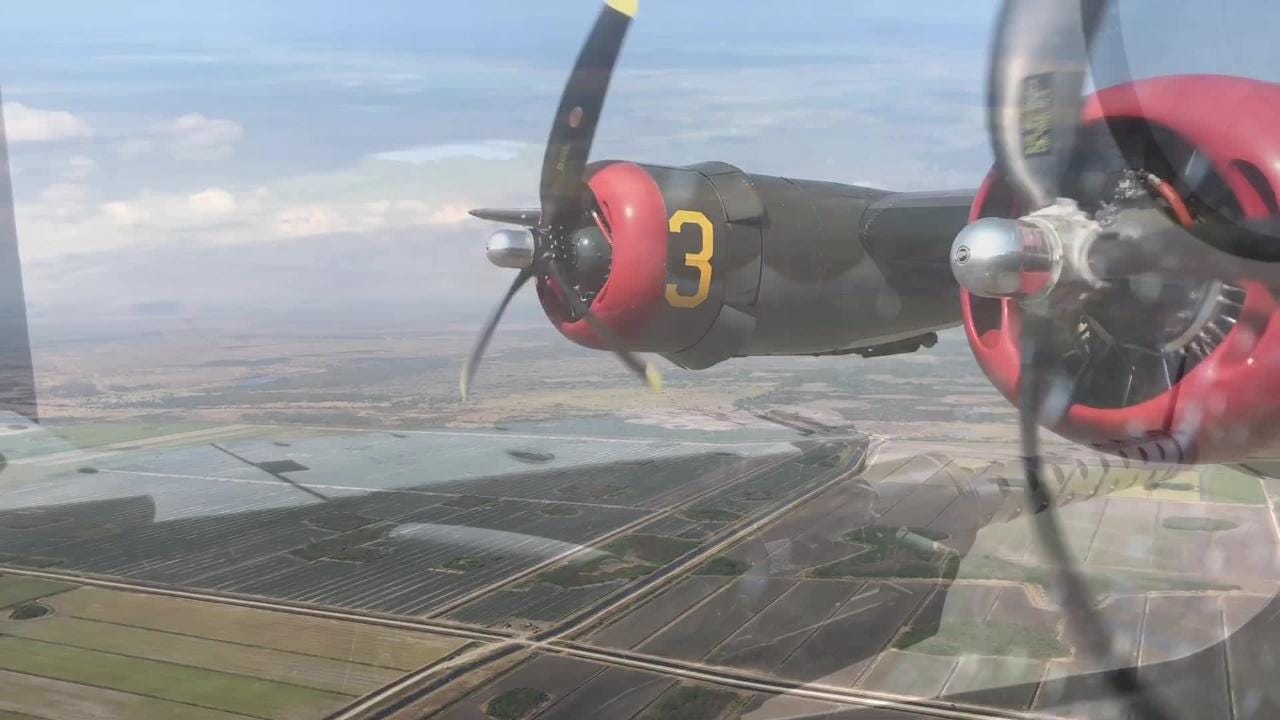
left=0, top=575, right=467, bottom=720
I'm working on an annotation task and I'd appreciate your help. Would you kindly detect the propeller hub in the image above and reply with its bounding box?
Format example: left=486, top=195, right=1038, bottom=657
left=951, top=217, right=1062, bottom=300
left=485, top=229, right=536, bottom=269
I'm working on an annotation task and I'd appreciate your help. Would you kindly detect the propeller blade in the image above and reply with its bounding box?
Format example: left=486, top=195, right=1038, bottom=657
left=460, top=268, right=533, bottom=401
left=539, top=0, right=636, bottom=229
left=545, top=259, right=661, bottom=391
left=1017, top=310, right=1172, bottom=720
left=1088, top=210, right=1280, bottom=285
left=989, top=0, right=1109, bottom=210
left=468, top=208, right=541, bottom=226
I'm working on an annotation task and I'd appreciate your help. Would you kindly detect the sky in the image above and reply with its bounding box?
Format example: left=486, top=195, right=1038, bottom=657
left=2, top=0, right=1277, bottom=339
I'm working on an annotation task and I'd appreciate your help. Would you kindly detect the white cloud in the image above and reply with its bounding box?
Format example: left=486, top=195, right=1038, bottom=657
left=2, top=102, right=92, bottom=143
left=274, top=205, right=342, bottom=238
left=272, top=198, right=473, bottom=238
left=169, top=113, right=243, bottom=160
left=63, top=155, right=96, bottom=181
left=187, top=188, right=236, bottom=215
left=13, top=143, right=526, bottom=266
left=427, top=203, right=472, bottom=225
left=39, top=183, right=89, bottom=205
left=99, top=189, right=244, bottom=230
left=372, top=140, right=528, bottom=164
left=101, top=200, right=149, bottom=225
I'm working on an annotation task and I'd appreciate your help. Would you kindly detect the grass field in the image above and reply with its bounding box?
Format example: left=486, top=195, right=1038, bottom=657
left=0, top=576, right=76, bottom=610
left=679, top=508, right=741, bottom=523
left=0, top=584, right=473, bottom=720
left=47, top=587, right=465, bottom=670
left=1200, top=467, right=1267, bottom=505
left=0, top=668, right=256, bottom=720
left=47, top=421, right=229, bottom=449
left=539, top=534, right=699, bottom=588
left=636, top=684, right=741, bottom=720
left=808, top=527, right=960, bottom=581
left=694, top=556, right=748, bottom=576
left=484, top=687, right=549, bottom=720
left=0, top=615, right=401, bottom=695
left=1162, top=517, right=1238, bottom=532
left=0, top=636, right=349, bottom=720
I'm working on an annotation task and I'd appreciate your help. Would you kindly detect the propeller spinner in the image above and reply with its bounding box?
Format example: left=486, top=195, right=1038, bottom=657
left=460, top=0, right=659, bottom=400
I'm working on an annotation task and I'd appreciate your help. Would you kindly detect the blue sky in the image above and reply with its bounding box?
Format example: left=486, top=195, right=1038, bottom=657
left=1, top=0, right=1275, bottom=336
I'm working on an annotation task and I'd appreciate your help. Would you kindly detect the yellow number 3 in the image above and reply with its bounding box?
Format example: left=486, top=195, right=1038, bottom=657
left=664, top=210, right=713, bottom=308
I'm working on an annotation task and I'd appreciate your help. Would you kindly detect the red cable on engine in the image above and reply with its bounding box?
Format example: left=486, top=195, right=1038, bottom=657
left=1145, top=172, right=1195, bottom=228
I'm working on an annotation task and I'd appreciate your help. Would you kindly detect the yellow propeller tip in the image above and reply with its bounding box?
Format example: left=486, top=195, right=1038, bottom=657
left=607, top=0, right=638, bottom=18
left=645, top=363, right=663, bottom=392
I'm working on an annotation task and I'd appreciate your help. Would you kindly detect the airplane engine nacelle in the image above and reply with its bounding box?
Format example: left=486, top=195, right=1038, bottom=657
left=961, top=75, right=1280, bottom=463
left=541, top=161, right=971, bottom=369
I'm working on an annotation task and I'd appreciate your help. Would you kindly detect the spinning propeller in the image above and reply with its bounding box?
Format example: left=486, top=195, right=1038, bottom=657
left=461, top=0, right=660, bottom=400
left=968, top=4, right=1171, bottom=714
left=956, top=1, right=1280, bottom=717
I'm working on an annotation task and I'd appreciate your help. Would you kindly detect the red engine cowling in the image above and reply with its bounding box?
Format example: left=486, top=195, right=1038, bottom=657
left=961, top=75, right=1280, bottom=463
left=537, top=161, right=673, bottom=352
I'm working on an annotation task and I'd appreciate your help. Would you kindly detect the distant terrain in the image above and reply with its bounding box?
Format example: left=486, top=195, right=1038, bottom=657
left=32, top=324, right=1026, bottom=444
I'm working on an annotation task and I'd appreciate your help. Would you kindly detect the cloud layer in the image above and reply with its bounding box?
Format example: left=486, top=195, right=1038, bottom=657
left=3, top=103, right=91, bottom=143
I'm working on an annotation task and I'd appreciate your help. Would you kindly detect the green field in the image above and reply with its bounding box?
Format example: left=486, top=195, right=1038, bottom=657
left=0, top=576, right=76, bottom=610
left=48, top=587, right=466, bottom=670
left=442, top=556, right=486, bottom=572
left=808, top=526, right=960, bottom=581
left=636, top=684, right=741, bottom=720
left=1162, top=517, right=1238, bottom=532
left=485, top=687, right=549, bottom=720
left=0, top=637, right=349, bottom=720
left=694, top=556, right=748, bottom=577
left=0, top=584, right=474, bottom=720
left=539, top=534, right=699, bottom=588
left=1, top=615, right=401, bottom=695
left=0, top=668, right=255, bottom=720
left=1200, top=467, right=1267, bottom=505
left=679, top=508, right=741, bottom=523
left=47, top=421, right=228, bottom=448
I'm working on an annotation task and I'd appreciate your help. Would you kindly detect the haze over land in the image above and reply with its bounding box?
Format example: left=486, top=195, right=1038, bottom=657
left=31, top=320, right=1023, bottom=447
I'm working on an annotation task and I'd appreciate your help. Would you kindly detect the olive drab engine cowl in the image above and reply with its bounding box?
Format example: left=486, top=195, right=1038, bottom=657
left=539, top=160, right=974, bottom=369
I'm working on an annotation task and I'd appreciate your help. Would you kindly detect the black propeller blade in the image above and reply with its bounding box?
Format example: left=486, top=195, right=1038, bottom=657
left=460, top=0, right=659, bottom=399
left=988, top=3, right=1172, bottom=717
left=467, top=208, right=540, bottom=226
left=1017, top=310, right=1172, bottom=720
left=989, top=0, right=1108, bottom=211
left=540, top=0, right=636, bottom=229
left=545, top=258, right=660, bottom=390
left=460, top=268, right=532, bottom=401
